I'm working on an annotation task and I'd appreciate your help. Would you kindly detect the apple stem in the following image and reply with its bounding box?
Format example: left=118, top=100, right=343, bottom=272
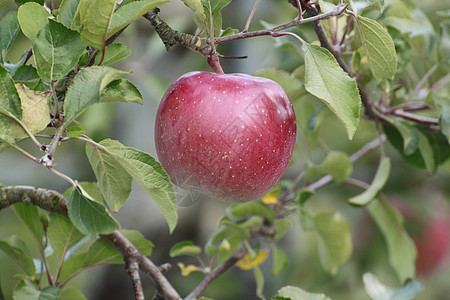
left=207, top=54, right=225, bottom=74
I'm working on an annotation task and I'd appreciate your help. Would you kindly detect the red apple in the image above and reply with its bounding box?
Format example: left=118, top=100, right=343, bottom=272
left=415, top=217, right=450, bottom=276
left=155, top=71, right=297, bottom=201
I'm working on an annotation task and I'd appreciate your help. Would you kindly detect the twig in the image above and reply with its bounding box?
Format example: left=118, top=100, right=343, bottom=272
left=41, top=126, right=65, bottom=165
left=144, top=5, right=347, bottom=57
left=216, top=5, right=347, bottom=44
left=126, top=258, right=145, bottom=300
left=184, top=247, right=245, bottom=300
left=389, top=109, right=439, bottom=126
left=243, top=0, right=261, bottom=33
left=0, top=186, right=181, bottom=300
left=279, top=134, right=386, bottom=204
left=406, top=54, right=450, bottom=102
left=103, top=231, right=181, bottom=300
left=308, top=134, right=386, bottom=191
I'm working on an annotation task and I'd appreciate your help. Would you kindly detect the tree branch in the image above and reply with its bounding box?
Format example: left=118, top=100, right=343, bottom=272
left=126, top=257, right=144, bottom=300
left=308, top=134, right=386, bottom=191
left=0, top=186, right=181, bottom=300
left=280, top=134, right=386, bottom=203
left=143, top=5, right=347, bottom=58
left=184, top=248, right=245, bottom=300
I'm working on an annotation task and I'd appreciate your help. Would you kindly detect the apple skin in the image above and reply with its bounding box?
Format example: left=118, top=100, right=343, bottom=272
left=155, top=71, right=297, bottom=201
left=415, top=217, right=450, bottom=276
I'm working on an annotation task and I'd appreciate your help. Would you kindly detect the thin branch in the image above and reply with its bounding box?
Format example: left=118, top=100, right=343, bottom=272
left=343, top=177, right=370, bottom=190
left=184, top=247, right=245, bottom=300
left=280, top=134, right=386, bottom=203
left=102, top=231, right=181, bottom=300
left=126, top=258, right=145, bottom=300
left=243, top=0, right=261, bottom=33
left=0, top=186, right=181, bottom=300
left=144, top=5, right=347, bottom=57
left=10, top=144, right=41, bottom=163
left=407, top=54, right=450, bottom=102
left=216, top=5, right=347, bottom=44
left=389, top=109, right=439, bottom=126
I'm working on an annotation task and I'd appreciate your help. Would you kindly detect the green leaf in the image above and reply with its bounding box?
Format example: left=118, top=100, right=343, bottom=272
left=434, top=96, right=450, bottom=144
left=83, top=238, right=122, bottom=265
left=169, top=240, right=202, bottom=257
left=253, top=266, right=264, bottom=299
left=57, top=0, right=81, bottom=28
left=59, top=288, right=88, bottom=300
left=13, top=278, right=39, bottom=300
left=363, top=273, right=423, bottom=300
left=63, top=66, right=128, bottom=125
left=64, top=181, right=104, bottom=204
left=78, top=0, right=95, bottom=24
left=39, top=286, right=60, bottom=300
left=33, top=19, right=85, bottom=82
left=253, top=68, right=305, bottom=100
left=204, top=227, right=236, bottom=256
left=100, top=79, right=143, bottom=104
left=15, top=0, right=45, bottom=5
left=0, top=11, right=20, bottom=60
left=97, top=139, right=178, bottom=232
left=382, top=9, right=435, bottom=40
left=85, top=141, right=133, bottom=212
left=294, top=188, right=314, bottom=206
left=120, top=229, right=153, bottom=256
left=367, top=197, right=416, bottom=283
left=0, top=64, right=21, bottom=119
left=0, top=115, right=15, bottom=144
left=306, top=151, right=353, bottom=184
left=80, top=0, right=116, bottom=50
left=181, top=0, right=206, bottom=20
left=9, top=84, right=50, bottom=138
left=0, top=239, right=35, bottom=275
left=277, top=286, right=332, bottom=300
left=12, top=202, right=45, bottom=245
left=417, top=131, right=436, bottom=174
left=66, top=121, right=86, bottom=137
left=58, top=253, right=88, bottom=282
left=274, top=218, right=293, bottom=241
left=227, top=201, right=275, bottom=222
left=302, top=43, right=361, bottom=139
left=349, top=0, right=384, bottom=14
left=12, top=65, right=47, bottom=91
left=314, top=212, right=352, bottom=275
left=392, top=121, right=419, bottom=155
left=47, top=213, right=85, bottom=263
left=94, top=43, right=132, bottom=66
left=201, top=0, right=232, bottom=16
left=272, top=246, right=288, bottom=276
left=384, top=125, right=450, bottom=174
left=108, top=0, right=170, bottom=38
left=67, top=188, right=119, bottom=239
left=349, top=157, right=390, bottom=206
left=356, top=16, right=397, bottom=82
left=17, top=2, right=52, bottom=41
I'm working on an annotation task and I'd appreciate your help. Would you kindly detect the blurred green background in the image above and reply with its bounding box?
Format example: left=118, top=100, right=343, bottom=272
left=1, top=0, right=450, bottom=299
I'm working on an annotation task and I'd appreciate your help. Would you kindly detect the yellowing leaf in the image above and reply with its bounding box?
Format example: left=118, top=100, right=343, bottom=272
left=236, top=249, right=269, bottom=270
left=10, top=84, right=50, bottom=138
left=262, top=190, right=280, bottom=205
left=177, top=263, right=202, bottom=276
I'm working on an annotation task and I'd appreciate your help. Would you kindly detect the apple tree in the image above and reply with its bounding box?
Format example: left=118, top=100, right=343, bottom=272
left=0, top=0, right=449, bottom=299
